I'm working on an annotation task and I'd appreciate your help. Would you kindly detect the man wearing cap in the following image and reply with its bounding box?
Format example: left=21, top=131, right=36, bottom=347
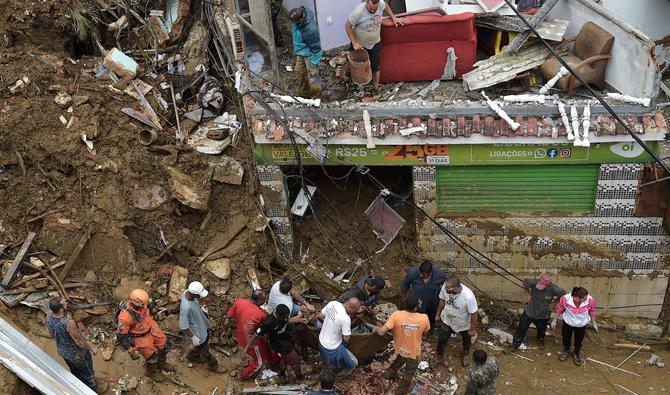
left=180, top=281, right=219, bottom=371
left=337, top=275, right=389, bottom=333
left=511, top=274, right=565, bottom=350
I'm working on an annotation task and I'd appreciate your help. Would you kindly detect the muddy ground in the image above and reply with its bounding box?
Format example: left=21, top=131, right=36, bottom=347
left=1, top=1, right=669, bottom=395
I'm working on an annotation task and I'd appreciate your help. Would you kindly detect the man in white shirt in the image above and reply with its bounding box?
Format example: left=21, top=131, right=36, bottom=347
left=317, top=297, right=362, bottom=376
left=267, top=277, right=315, bottom=316
left=435, top=276, right=478, bottom=367
left=345, top=0, right=404, bottom=94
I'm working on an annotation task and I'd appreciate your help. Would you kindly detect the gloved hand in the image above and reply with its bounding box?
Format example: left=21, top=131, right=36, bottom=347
left=550, top=319, right=557, bottom=330
left=191, top=335, right=202, bottom=346
left=592, top=320, right=598, bottom=332
left=128, top=348, right=141, bottom=360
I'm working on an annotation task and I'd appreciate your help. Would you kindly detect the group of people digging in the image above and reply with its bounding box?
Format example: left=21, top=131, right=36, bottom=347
left=44, top=261, right=596, bottom=394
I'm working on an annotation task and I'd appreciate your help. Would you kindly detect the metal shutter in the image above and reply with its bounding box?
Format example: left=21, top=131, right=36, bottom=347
left=436, top=164, right=599, bottom=215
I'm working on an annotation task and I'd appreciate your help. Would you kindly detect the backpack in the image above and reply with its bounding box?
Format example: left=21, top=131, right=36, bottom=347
left=114, top=299, right=142, bottom=330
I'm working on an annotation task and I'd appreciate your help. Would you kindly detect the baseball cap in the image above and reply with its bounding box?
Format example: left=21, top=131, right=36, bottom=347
left=367, top=276, right=387, bottom=290
left=536, top=274, right=552, bottom=290
left=188, top=281, right=209, bottom=297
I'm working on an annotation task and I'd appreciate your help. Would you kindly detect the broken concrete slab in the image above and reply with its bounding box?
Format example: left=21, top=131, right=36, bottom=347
left=198, top=214, right=247, bottom=263
left=187, top=129, right=231, bottom=155
left=209, top=156, right=244, bottom=185
left=204, top=258, right=231, bottom=280
left=103, top=48, right=138, bottom=79
left=165, top=166, right=210, bottom=210
left=625, top=323, right=663, bottom=338
left=168, top=266, right=188, bottom=302
left=131, top=184, right=169, bottom=210
left=463, top=43, right=552, bottom=91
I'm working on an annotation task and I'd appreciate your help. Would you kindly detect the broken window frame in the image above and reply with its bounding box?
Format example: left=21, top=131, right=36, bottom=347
left=234, top=0, right=278, bottom=87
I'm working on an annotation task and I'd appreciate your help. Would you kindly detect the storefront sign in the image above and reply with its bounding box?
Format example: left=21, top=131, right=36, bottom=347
left=255, top=141, right=660, bottom=166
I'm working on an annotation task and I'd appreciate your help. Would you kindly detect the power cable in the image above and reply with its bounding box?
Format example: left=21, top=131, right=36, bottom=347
left=502, top=0, right=670, bottom=175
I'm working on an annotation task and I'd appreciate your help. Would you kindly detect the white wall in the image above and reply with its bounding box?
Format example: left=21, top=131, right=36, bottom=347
left=601, top=0, right=670, bottom=41
left=549, top=0, right=659, bottom=98
left=314, top=0, right=363, bottom=50
left=281, top=0, right=361, bottom=50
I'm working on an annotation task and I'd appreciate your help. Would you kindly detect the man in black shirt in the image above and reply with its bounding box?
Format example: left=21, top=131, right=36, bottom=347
left=337, top=275, right=387, bottom=333
left=248, top=304, right=304, bottom=379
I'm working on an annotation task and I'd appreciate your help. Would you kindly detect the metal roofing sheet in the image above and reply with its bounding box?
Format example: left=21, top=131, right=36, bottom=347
left=0, top=317, right=97, bottom=395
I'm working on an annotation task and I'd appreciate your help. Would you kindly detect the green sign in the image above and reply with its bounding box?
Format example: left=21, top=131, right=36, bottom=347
left=254, top=141, right=660, bottom=166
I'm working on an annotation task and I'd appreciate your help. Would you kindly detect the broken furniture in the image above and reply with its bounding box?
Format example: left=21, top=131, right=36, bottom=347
left=540, top=21, right=614, bottom=96
left=379, top=12, right=476, bottom=83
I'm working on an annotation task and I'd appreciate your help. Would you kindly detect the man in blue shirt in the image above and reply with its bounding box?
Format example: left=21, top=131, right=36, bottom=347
left=401, top=261, right=446, bottom=330
left=289, top=7, right=322, bottom=99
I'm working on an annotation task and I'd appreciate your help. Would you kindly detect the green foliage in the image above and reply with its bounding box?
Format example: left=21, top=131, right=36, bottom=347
left=57, top=0, right=103, bottom=42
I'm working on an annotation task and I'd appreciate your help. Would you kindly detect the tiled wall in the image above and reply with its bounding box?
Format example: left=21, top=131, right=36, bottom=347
left=257, top=165, right=293, bottom=262
left=413, top=164, right=670, bottom=318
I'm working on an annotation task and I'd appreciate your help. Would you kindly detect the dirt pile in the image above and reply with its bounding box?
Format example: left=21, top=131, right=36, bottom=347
left=0, top=0, right=277, bottom=392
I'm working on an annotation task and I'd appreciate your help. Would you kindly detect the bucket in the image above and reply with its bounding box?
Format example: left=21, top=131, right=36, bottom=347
left=138, top=129, right=158, bottom=145
left=348, top=49, right=372, bottom=85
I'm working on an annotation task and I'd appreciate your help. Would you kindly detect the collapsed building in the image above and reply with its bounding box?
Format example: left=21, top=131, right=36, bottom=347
left=213, top=0, right=670, bottom=320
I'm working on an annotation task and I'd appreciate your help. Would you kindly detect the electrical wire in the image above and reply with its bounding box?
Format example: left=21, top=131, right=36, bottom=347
left=502, top=0, right=670, bottom=175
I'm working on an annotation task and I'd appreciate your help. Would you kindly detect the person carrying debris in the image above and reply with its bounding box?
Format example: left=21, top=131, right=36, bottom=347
left=289, top=7, right=322, bottom=99
left=116, top=288, right=173, bottom=381
left=306, top=369, right=338, bottom=395
left=553, top=286, right=597, bottom=366
left=345, top=0, right=405, bottom=94
left=464, top=350, right=500, bottom=395
left=401, top=261, right=446, bottom=331
left=179, top=281, right=220, bottom=372
left=435, top=276, right=479, bottom=367
left=268, top=277, right=315, bottom=317
left=245, top=304, right=306, bottom=379
left=337, top=275, right=388, bottom=333
left=376, top=294, right=430, bottom=395
left=46, top=297, right=106, bottom=393
left=225, top=290, right=281, bottom=379
left=511, top=274, right=565, bottom=351
left=318, top=297, right=362, bottom=376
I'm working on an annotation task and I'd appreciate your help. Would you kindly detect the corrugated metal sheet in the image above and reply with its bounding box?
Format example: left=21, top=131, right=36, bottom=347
left=0, top=317, right=97, bottom=395
left=436, top=164, right=599, bottom=214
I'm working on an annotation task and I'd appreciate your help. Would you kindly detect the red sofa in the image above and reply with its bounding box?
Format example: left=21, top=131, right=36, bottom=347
left=379, top=12, right=477, bottom=83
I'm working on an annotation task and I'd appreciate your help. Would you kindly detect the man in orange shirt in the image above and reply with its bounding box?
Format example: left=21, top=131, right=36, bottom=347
left=376, top=295, right=430, bottom=394
left=116, top=289, right=173, bottom=381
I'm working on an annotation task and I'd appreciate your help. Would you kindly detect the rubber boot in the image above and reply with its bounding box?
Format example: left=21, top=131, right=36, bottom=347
left=146, top=361, right=166, bottom=383
left=158, top=353, right=176, bottom=373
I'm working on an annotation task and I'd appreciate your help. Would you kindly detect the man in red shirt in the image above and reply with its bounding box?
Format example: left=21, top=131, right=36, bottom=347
left=225, top=290, right=280, bottom=379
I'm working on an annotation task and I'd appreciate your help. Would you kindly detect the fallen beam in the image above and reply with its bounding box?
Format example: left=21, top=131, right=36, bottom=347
left=0, top=282, right=96, bottom=296
left=59, top=229, right=91, bottom=281
left=8, top=261, right=66, bottom=289
left=1, top=232, right=37, bottom=288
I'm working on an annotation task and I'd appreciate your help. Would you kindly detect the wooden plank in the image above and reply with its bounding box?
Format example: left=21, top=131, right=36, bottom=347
left=1, top=232, right=37, bottom=287
left=59, top=229, right=91, bottom=282
left=0, top=282, right=96, bottom=296
left=9, top=261, right=66, bottom=289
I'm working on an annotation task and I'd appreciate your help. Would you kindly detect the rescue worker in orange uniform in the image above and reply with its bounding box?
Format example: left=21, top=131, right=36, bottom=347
left=116, top=289, right=174, bottom=380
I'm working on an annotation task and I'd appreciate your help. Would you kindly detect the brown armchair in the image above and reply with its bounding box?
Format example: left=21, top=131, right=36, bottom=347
left=540, top=21, right=614, bottom=95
